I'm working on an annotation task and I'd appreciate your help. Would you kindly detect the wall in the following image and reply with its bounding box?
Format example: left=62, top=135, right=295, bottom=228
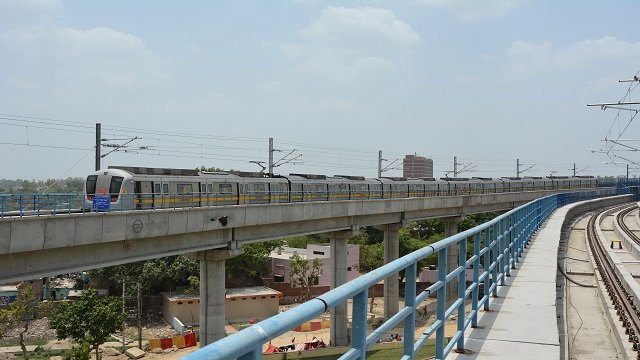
left=226, top=296, right=280, bottom=323
left=162, top=294, right=200, bottom=328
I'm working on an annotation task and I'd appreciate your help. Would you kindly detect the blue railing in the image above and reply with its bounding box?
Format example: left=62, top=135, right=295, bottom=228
left=0, top=193, right=86, bottom=217
left=183, top=191, right=599, bottom=360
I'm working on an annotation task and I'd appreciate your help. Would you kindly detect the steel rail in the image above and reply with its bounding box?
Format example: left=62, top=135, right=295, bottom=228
left=588, top=204, right=640, bottom=355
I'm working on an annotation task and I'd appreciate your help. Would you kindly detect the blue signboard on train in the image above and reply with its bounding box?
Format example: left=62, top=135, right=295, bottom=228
left=92, top=195, right=110, bottom=211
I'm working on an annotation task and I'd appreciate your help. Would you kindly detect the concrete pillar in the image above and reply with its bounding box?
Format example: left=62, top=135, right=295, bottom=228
left=383, top=224, right=403, bottom=320
left=197, top=248, right=243, bottom=347
left=329, top=229, right=357, bottom=347
left=444, top=217, right=462, bottom=301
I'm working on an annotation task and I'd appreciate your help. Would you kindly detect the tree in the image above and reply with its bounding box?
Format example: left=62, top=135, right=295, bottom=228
left=226, top=240, right=285, bottom=281
left=49, top=289, right=125, bottom=360
left=289, top=254, right=323, bottom=302
left=357, top=242, right=384, bottom=312
left=91, top=255, right=199, bottom=293
left=0, top=285, right=44, bottom=359
left=184, top=275, right=200, bottom=295
left=285, top=234, right=328, bottom=248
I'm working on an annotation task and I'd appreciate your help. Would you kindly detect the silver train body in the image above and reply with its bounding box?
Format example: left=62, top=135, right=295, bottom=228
left=83, top=166, right=599, bottom=211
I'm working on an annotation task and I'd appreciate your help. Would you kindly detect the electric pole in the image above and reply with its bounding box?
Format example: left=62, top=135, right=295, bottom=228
left=378, top=151, right=383, bottom=178
left=516, top=159, right=535, bottom=177
left=268, top=137, right=274, bottom=177
left=453, top=156, right=458, bottom=178
left=573, top=163, right=576, bottom=177
left=95, top=123, right=101, bottom=171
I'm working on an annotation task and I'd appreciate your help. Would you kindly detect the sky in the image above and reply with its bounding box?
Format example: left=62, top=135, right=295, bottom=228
left=1, top=0, right=640, bottom=181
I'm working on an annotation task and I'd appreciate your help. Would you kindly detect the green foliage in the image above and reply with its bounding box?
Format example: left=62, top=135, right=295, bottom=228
left=0, top=177, right=84, bottom=194
left=285, top=234, right=328, bottom=248
left=357, top=227, right=384, bottom=245
left=406, top=220, right=444, bottom=241
left=289, top=254, right=323, bottom=301
left=458, top=213, right=497, bottom=232
left=0, top=284, right=45, bottom=360
left=63, top=342, right=90, bottom=360
left=91, top=255, right=199, bottom=293
left=184, top=275, right=200, bottom=295
left=357, top=242, right=384, bottom=274
left=49, top=289, right=125, bottom=360
left=226, top=240, right=286, bottom=279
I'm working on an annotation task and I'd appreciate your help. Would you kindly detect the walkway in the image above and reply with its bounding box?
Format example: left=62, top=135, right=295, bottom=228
left=448, top=205, right=570, bottom=359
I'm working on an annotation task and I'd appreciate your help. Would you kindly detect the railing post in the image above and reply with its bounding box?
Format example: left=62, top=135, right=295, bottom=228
left=491, top=223, right=498, bottom=297
left=436, top=247, right=447, bottom=359
left=472, top=232, right=481, bottom=327
left=403, top=263, right=416, bottom=359
left=509, top=214, right=516, bottom=270
left=352, top=289, right=368, bottom=360
left=457, top=237, right=466, bottom=350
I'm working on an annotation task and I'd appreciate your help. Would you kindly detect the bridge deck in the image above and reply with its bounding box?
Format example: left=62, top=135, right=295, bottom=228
left=448, top=206, right=570, bottom=359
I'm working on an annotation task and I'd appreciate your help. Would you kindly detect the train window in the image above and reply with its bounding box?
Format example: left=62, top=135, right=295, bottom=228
left=177, top=183, right=193, bottom=194
left=254, top=183, right=266, bottom=193
left=207, top=184, right=213, bottom=193
left=154, top=184, right=161, bottom=193
left=220, top=183, right=233, bottom=194
left=86, top=175, right=97, bottom=195
left=109, top=176, right=124, bottom=194
left=315, top=185, right=324, bottom=193
left=163, top=184, right=169, bottom=193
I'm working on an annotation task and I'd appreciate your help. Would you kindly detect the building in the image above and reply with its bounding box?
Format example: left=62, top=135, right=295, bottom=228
left=403, top=154, right=433, bottom=178
left=162, top=286, right=283, bottom=332
left=270, top=244, right=360, bottom=287
left=225, top=287, right=282, bottom=323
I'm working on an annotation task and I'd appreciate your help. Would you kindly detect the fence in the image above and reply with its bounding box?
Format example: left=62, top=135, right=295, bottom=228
left=182, top=191, right=601, bottom=360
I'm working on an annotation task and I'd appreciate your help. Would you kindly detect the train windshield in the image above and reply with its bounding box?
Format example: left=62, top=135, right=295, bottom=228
left=109, top=176, right=124, bottom=199
left=86, top=175, right=97, bottom=195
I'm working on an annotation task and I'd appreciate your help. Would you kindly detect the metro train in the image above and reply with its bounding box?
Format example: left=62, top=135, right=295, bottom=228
left=83, top=166, right=599, bottom=211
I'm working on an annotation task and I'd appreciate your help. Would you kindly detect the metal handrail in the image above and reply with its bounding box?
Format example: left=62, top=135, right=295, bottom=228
left=182, top=192, right=595, bottom=360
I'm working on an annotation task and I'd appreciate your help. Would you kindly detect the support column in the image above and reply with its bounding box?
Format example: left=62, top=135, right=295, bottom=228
left=330, top=229, right=358, bottom=347
left=444, top=217, right=462, bottom=301
left=383, top=224, right=402, bottom=320
left=197, top=248, right=243, bottom=347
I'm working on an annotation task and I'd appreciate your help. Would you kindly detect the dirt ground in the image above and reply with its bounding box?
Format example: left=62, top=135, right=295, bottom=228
left=1, top=296, right=456, bottom=358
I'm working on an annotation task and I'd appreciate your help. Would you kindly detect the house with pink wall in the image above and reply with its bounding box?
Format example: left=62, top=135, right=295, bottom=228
left=270, top=244, right=360, bottom=287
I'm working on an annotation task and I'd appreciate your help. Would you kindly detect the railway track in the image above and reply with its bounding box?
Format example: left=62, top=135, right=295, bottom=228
left=587, top=204, right=640, bottom=357
left=618, top=206, right=640, bottom=245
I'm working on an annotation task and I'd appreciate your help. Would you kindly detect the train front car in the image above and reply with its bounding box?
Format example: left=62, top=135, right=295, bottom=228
left=84, top=168, right=135, bottom=211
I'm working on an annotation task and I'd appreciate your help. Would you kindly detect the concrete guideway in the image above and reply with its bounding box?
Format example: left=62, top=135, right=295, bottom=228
left=449, top=195, right=631, bottom=360
left=0, top=189, right=596, bottom=284
left=563, top=211, right=622, bottom=359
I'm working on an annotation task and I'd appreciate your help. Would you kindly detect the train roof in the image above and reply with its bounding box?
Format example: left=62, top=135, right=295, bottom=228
left=108, top=166, right=201, bottom=176
left=289, top=173, right=327, bottom=180
left=227, top=171, right=267, bottom=178
left=380, top=177, right=407, bottom=181
left=334, top=175, right=366, bottom=181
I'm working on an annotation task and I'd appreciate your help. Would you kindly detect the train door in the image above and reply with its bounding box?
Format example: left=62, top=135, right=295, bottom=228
left=135, top=181, right=153, bottom=209
left=154, top=183, right=161, bottom=209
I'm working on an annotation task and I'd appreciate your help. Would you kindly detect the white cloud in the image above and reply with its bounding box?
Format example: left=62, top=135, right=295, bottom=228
left=0, top=24, right=168, bottom=88
left=413, top=0, right=522, bottom=21
left=507, top=36, right=640, bottom=73
left=275, top=6, right=420, bottom=83
left=301, top=6, right=421, bottom=46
